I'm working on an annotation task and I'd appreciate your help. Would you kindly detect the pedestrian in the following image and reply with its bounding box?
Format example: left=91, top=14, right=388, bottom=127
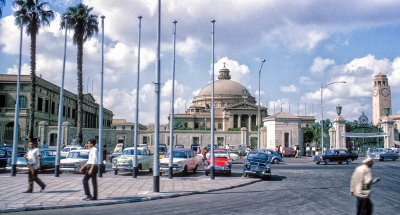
left=202, top=147, right=207, bottom=160
left=350, top=157, right=380, bottom=215
left=23, top=141, right=46, bottom=193
left=279, top=145, right=283, bottom=157
left=61, top=142, right=66, bottom=149
left=2, top=141, right=6, bottom=146
left=102, top=145, right=107, bottom=161
left=245, top=145, right=251, bottom=155
left=312, top=146, right=316, bottom=155
left=295, top=145, right=300, bottom=158
left=80, top=139, right=98, bottom=201
left=306, top=145, right=310, bottom=157
left=225, top=144, right=230, bottom=150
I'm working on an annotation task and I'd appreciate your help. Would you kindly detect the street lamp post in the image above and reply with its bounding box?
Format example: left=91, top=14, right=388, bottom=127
left=153, top=0, right=161, bottom=192
left=98, top=15, right=105, bottom=178
left=55, top=16, right=68, bottom=177
left=320, top=81, right=346, bottom=152
left=11, top=19, right=23, bottom=177
left=210, top=19, right=215, bottom=180
left=257, top=59, right=265, bottom=150
left=133, top=16, right=142, bottom=178
left=168, top=20, right=177, bottom=179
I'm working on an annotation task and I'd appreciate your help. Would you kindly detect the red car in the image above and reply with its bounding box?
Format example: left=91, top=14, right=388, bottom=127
left=204, top=150, right=232, bottom=176
left=283, top=147, right=296, bottom=157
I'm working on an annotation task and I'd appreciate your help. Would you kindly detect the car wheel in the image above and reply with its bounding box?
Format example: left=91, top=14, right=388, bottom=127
left=379, top=157, right=384, bottom=161
left=347, top=159, right=352, bottom=165
left=273, top=159, right=280, bottom=164
left=316, top=161, right=320, bottom=165
left=193, top=165, right=198, bottom=174
left=338, top=162, right=342, bottom=165
left=393, top=158, right=396, bottom=161
left=205, top=171, right=209, bottom=176
left=324, top=159, right=330, bottom=165
left=226, top=170, right=231, bottom=176
left=114, top=169, right=118, bottom=175
left=183, top=165, right=188, bottom=175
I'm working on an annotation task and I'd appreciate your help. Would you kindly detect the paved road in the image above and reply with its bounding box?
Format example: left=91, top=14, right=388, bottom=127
left=5, top=157, right=400, bottom=215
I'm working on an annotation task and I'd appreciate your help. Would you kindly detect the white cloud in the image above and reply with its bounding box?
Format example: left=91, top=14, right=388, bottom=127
left=212, top=57, right=250, bottom=85
left=310, top=57, right=335, bottom=74
left=299, top=76, right=314, bottom=85
left=280, top=85, right=297, bottom=93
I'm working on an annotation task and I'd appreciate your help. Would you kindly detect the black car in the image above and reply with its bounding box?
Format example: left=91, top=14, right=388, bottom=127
left=243, top=151, right=271, bottom=180
left=313, top=149, right=358, bottom=165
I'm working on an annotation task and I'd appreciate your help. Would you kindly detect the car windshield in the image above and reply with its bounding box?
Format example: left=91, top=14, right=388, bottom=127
left=67, top=152, right=88, bottom=159
left=206, top=152, right=229, bottom=158
left=122, top=149, right=143, bottom=155
left=62, top=148, right=70, bottom=152
left=247, top=152, right=267, bottom=160
left=164, top=151, right=189, bottom=158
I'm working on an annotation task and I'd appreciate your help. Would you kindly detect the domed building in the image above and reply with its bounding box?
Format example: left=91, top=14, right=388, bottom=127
left=171, top=66, right=267, bottom=132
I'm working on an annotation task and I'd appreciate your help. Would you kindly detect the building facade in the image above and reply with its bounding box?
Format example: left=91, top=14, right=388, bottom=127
left=0, top=74, right=113, bottom=148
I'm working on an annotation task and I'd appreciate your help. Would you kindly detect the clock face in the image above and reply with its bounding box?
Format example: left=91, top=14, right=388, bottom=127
left=373, top=89, right=378, bottom=96
left=381, top=88, right=389, bottom=97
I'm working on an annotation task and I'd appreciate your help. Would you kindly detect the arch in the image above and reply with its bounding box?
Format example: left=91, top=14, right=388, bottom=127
left=4, top=122, right=20, bottom=141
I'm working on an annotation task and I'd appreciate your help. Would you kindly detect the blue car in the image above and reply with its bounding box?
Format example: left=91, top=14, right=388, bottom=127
left=258, top=149, right=284, bottom=164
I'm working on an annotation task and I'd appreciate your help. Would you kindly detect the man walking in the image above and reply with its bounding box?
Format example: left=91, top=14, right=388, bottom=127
left=80, top=139, right=98, bottom=200
left=350, top=157, right=380, bottom=215
left=24, top=141, right=46, bottom=193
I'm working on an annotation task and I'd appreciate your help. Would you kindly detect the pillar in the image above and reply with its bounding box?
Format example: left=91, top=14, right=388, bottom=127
left=381, top=116, right=395, bottom=148
left=332, top=115, right=346, bottom=149
left=38, top=121, right=48, bottom=148
left=261, top=126, right=267, bottom=148
left=238, top=114, right=242, bottom=128
left=241, top=127, right=248, bottom=146
left=329, top=127, right=336, bottom=149
left=248, top=114, right=252, bottom=131
left=61, top=121, right=70, bottom=146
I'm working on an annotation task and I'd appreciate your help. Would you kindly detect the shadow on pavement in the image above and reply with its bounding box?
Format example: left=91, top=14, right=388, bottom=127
left=45, top=190, right=80, bottom=193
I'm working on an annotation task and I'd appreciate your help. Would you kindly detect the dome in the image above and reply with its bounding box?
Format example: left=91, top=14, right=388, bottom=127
left=197, top=79, right=249, bottom=97
left=196, top=65, right=251, bottom=97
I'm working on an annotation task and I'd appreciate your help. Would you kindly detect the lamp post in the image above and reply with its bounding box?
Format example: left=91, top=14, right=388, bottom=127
left=55, top=16, right=68, bottom=177
left=98, top=15, right=105, bottom=178
left=168, top=20, right=177, bottom=179
left=153, top=0, right=161, bottom=192
left=257, top=59, right=265, bottom=150
left=133, top=16, right=142, bottom=178
left=320, top=81, right=346, bottom=152
left=210, top=19, right=215, bottom=180
left=11, top=18, right=23, bottom=177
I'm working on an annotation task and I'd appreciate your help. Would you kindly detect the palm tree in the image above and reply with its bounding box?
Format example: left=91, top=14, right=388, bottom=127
left=0, top=0, right=5, bottom=18
left=61, top=4, right=98, bottom=146
left=14, top=0, right=54, bottom=141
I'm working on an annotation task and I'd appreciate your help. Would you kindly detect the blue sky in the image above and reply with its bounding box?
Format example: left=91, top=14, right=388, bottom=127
left=1, top=0, right=400, bottom=125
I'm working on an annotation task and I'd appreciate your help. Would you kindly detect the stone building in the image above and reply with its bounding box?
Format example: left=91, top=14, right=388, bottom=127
left=171, top=66, right=268, bottom=132
left=0, top=74, right=113, bottom=148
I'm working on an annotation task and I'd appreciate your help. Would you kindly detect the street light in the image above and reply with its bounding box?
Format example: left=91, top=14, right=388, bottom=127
left=168, top=20, right=177, bottom=179
left=55, top=15, right=68, bottom=177
left=98, top=15, right=105, bottom=178
left=210, top=19, right=215, bottom=180
left=133, top=16, right=142, bottom=179
left=257, top=59, right=265, bottom=150
left=320, top=81, right=346, bottom=152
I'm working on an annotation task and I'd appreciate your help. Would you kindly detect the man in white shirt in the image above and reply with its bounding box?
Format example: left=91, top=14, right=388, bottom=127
left=350, top=157, right=380, bottom=215
left=24, top=141, right=46, bottom=193
left=80, top=139, right=98, bottom=200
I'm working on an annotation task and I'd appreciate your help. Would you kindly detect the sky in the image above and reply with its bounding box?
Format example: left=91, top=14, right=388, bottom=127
left=1, top=0, right=400, bottom=125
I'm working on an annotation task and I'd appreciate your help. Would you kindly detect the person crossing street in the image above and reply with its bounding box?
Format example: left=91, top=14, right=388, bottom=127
left=80, top=139, right=98, bottom=201
left=23, top=141, right=46, bottom=193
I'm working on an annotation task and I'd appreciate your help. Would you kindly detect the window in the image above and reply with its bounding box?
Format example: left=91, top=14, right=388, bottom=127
left=72, top=109, right=76, bottom=118
left=19, top=96, right=26, bottom=108
left=63, top=106, right=66, bottom=117
left=194, top=122, right=199, bottom=129
left=217, top=137, right=224, bottom=146
left=191, top=109, right=194, bottom=112
left=218, top=123, right=222, bottom=129
left=131, top=126, right=134, bottom=130
left=45, top=100, right=49, bottom=112
left=38, top=97, right=43, bottom=111
left=196, top=109, right=199, bottom=112
left=67, top=107, right=71, bottom=118
left=51, top=102, right=55, bottom=114
left=122, top=126, right=125, bottom=130
left=0, top=95, right=5, bottom=107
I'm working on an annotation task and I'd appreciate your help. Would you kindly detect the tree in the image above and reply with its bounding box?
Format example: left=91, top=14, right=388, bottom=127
left=14, top=0, right=54, bottom=141
left=61, top=3, right=98, bottom=145
left=0, top=0, right=5, bottom=18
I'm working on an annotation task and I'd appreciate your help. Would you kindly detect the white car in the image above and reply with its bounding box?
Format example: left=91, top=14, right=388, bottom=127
left=60, top=146, right=83, bottom=158
left=60, top=149, right=90, bottom=173
left=160, top=149, right=199, bottom=175
left=112, top=147, right=153, bottom=175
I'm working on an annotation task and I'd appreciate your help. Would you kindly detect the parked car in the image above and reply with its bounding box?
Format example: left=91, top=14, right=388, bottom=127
left=243, top=151, right=271, bottom=180
left=259, top=149, right=284, bottom=164
left=160, top=149, right=199, bottom=175
left=110, top=143, right=124, bottom=162
left=203, top=150, right=232, bottom=176
left=6, top=149, right=56, bottom=171
left=0, top=149, right=8, bottom=168
left=370, top=148, right=399, bottom=161
left=313, top=149, right=358, bottom=165
left=0, top=145, right=25, bottom=157
left=60, top=145, right=83, bottom=158
left=228, top=150, right=239, bottom=161
left=283, top=147, right=296, bottom=157
left=159, top=144, right=167, bottom=153
left=112, top=147, right=153, bottom=175
left=60, top=149, right=90, bottom=173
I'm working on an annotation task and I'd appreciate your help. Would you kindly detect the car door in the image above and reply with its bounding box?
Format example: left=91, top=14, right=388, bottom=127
left=144, top=149, right=151, bottom=170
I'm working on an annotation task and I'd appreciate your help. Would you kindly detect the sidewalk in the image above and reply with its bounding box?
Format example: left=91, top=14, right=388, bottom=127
left=0, top=172, right=259, bottom=213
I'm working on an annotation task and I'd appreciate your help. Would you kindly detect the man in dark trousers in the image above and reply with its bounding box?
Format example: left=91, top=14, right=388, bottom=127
left=80, top=139, right=98, bottom=200
left=24, top=141, right=46, bottom=193
left=350, top=157, right=380, bottom=215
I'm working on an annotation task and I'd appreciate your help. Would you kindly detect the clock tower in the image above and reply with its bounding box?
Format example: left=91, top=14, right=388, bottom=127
left=372, top=72, right=392, bottom=125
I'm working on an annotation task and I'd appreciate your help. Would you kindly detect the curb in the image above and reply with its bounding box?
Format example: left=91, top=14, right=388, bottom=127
left=0, top=179, right=261, bottom=213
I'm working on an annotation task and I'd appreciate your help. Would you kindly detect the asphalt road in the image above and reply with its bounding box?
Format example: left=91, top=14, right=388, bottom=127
left=6, top=157, right=400, bottom=215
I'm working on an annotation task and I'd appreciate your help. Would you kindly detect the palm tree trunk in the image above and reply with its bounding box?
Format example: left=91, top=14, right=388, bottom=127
left=28, top=30, right=37, bottom=142
left=76, top=37, right=84, bottom=146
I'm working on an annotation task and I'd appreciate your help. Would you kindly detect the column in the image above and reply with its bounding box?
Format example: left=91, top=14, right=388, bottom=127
left=238, top=114, right=242, bottom=128
left=333, top=115, right=346, bottom=149
left=381, top=116, right=395, bottom=148
left=38, top=121, right=48, bottom=148
left=248, top=115, right=252, bottom=131
left=61, top=121, right=70, bottom=146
